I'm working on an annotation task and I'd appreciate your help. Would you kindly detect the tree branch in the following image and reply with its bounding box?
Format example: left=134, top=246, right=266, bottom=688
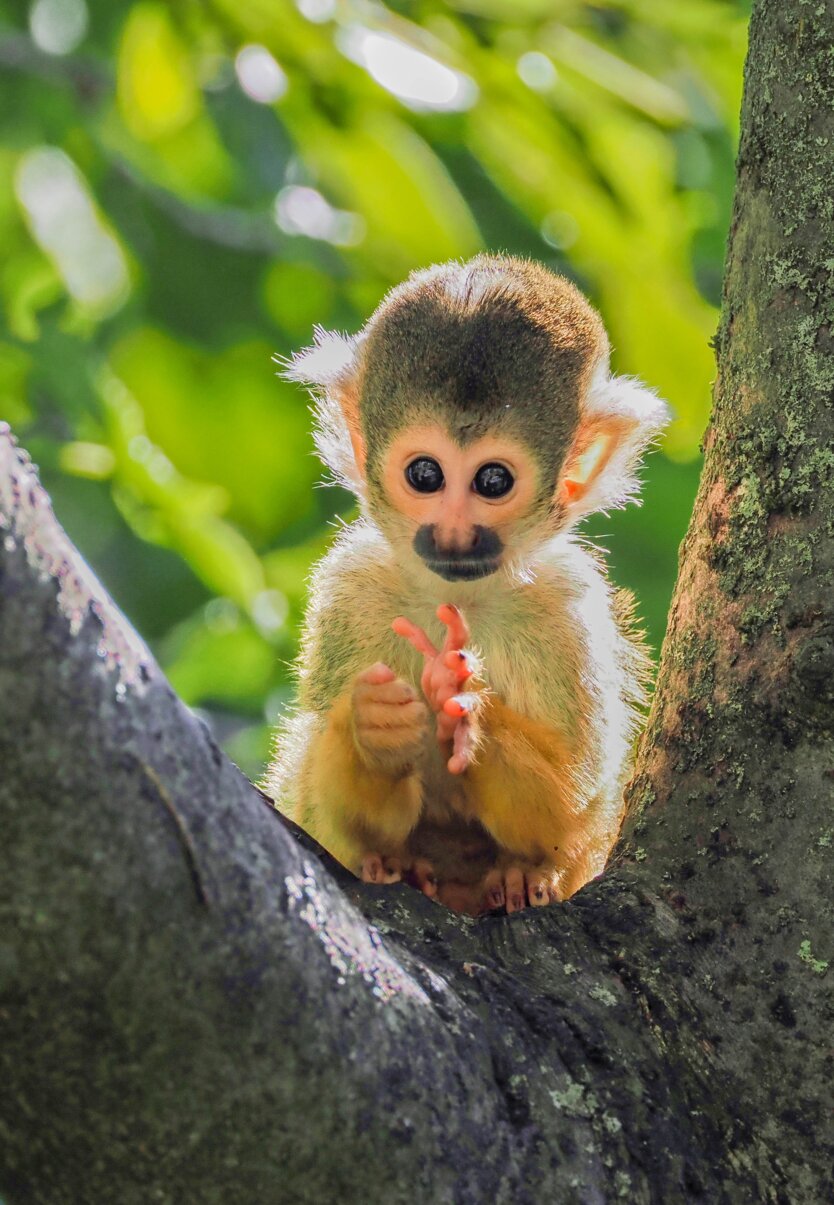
left=0, top=422, right=769, bottom=1201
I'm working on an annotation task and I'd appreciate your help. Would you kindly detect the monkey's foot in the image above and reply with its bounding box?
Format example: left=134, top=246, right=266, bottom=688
left=436, top=880, right=485, bottom=915
left=408, top=858, right=439, bottom=900
left=482, top=866, right=563, bottom=913
left=360, top=853, right=403, bottom=885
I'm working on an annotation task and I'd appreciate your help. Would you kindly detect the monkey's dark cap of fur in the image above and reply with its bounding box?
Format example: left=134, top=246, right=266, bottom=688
left=359, top=255, right=608, bottom=455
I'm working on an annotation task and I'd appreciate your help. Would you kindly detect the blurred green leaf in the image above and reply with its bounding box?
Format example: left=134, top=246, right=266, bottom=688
left=262, top=260, right=335, bottom=335
left=164, top=611, right=285, bottom=708
left=108, top=328, right=319, bottom=539
left=117, top=3, right=200, bottom=141
left=0, top=342, right=32, bottom=425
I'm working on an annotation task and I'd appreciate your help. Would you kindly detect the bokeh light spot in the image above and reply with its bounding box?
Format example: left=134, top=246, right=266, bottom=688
left=296, top=0, right=335, bottom=23
left=252, top=589, right=289, bottom=635
left=235, top=44, right=288, bottom=104
left=274, top=186, right=365, bottom=247
left=14, top=147, right=130, bottom=315
left=517, top=51, right=557, bottom=91
left=339, top=27, right=477, bottom=113
left=541, top=210, right=580, bottom=251
left=29, top=0, right=88, bottom=56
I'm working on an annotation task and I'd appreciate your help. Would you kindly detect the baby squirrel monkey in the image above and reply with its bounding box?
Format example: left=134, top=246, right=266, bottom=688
left=267, top=255, right=668, bottom=915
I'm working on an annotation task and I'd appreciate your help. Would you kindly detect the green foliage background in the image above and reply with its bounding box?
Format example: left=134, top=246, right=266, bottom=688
left=0, top=0, right=749, bottom=778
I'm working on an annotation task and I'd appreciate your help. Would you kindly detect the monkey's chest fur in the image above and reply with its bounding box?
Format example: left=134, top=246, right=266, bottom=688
left=352, top=576, right=588, bottom=859
left=283, top=524, right=639, bottom=891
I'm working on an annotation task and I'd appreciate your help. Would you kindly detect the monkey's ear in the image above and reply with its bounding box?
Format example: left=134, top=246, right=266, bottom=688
left=559, top=371, right=670, bottom=518
left=278, top=326, right=367, bottom=496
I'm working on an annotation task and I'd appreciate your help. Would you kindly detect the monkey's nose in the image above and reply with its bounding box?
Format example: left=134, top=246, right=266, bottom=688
left=436, top=527, right=480, bottom=555
left=413, top=523, right=503, bottom=580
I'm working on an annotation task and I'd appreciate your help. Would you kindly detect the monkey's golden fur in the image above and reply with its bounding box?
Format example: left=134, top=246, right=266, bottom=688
left=266, top=255, right=668, bottom=912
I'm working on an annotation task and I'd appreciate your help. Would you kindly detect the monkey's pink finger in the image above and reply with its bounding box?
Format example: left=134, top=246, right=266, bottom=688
left=437, top=603, right=470, bottom=652
left=355, top=699, right=427, bottom=729
left=444, top=648, right=477, bottom=683
left=354, top=678, right=418, bottom=705
left=381, top=857, right=403, bottom=885
left=391, top=616, right=439, bottom=660
left=355, top=662, right=397, bottom=687
left=442, top=692, right=480, bottom=719
left=548, top=882, right=565, bottom=904
left=427, top=658, right=460, bottom=704
left=436, top=709, right=458, bottom=744
left=448, top=717, right=473, bottom=774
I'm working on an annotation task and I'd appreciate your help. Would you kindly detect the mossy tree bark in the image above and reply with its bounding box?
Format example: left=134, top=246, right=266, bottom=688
left=1, top=2, right=832, bottom=1201
left=622, top=0, right=834, bottom=1194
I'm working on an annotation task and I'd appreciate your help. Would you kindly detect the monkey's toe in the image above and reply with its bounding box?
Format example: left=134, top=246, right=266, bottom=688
left=360, top=853, right=383, bottom=883
left=526, top=871, right=553, bottom=907
left=360, top=853, right=402, bottom=885
left=484, top=866, right=560, bottom=913
left=505, top=867, right=526, bottom=913
left=482, top=869, right=506, bottom=912
left=411, top=858, right=438, bottom=899
left=382, top=855, right=403, bottom=884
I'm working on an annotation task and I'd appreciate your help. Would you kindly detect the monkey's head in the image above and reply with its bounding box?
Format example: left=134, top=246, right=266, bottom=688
left=285, top=255, right=669, bottom=584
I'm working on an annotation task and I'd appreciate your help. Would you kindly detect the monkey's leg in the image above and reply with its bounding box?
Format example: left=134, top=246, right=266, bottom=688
left=298, top=668, right=428, bottom=880
left=462, top=697, right=591, bottom=912
left=393, top=608, right=600, bottom=911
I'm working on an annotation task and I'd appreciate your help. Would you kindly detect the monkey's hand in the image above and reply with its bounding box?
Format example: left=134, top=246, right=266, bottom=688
left=392, top=604, right=484, bottom=775
left=351, top=662, right=428, bottom=776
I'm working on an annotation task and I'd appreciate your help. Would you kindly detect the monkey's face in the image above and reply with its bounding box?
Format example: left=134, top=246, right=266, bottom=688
left=286, top=256, right=670, bottom=572
left=378, top=424, right=545, bottom=582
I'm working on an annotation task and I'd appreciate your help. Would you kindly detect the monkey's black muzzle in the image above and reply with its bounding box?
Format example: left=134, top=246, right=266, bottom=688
left=413, top=524, right=503, bottom=581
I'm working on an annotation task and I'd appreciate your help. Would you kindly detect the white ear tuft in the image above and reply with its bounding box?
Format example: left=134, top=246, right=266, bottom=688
left=564, top=370, right=671, bottom=519
left=279, top=326, right=359, bottom=389
left=276, top=328, right=366, bottom=499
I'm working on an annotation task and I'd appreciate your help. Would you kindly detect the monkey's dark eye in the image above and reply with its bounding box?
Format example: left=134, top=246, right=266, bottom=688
left=406, top=457, right=444, bottom=493
left=473, top=463, right=514, bottom=499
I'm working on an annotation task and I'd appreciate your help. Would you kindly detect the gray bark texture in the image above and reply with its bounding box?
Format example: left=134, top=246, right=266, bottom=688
left=1, top=1, right=832, bottom=1201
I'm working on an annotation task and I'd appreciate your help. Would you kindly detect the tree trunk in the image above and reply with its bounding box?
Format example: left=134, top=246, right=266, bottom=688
left=1, top=1, right=832, bottom=1201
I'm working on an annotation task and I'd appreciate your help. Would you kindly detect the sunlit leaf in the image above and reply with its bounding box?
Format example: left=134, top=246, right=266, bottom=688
left=14, top=147, right=131, bottom=319
left=164, top=611, right=280, bottom=706
left=262, top=260, right=335, bottom=334
left=286, top=110, right=482, bottom=269
left=108, top=329, right=320, bottom=539
left=99, top=369, right=266, bottom=606
left=0, top=343, right=33, bottom=427
left=117, top=4, right=201, bottom=141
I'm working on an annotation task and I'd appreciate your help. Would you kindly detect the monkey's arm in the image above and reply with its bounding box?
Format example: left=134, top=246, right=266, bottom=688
left=280, top=668, right=426, bottom=879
